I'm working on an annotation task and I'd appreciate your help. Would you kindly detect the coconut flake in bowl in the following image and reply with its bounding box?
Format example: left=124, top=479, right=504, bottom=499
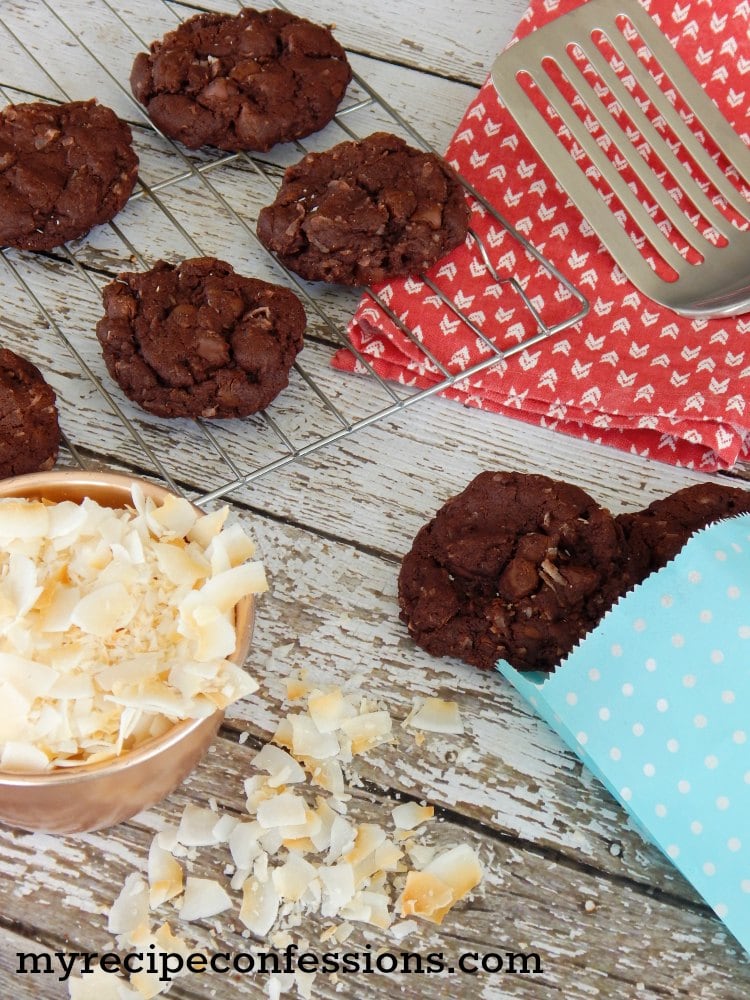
left=0, top=470, right=264, bottom=834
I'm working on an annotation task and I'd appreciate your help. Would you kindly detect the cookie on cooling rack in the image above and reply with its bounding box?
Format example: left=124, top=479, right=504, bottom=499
left=0, top=99, right=138, bottom=252
left=256, top=131, right=470, bottom=286
left=130, top=7, right=352, bottom=152
left=617, top=481, right=750, bottom=582
left=0, top=347, right=60, bottom=478
left=398, top=471, right=634, bottom=673
left=96, top=256, right=306, bottom=419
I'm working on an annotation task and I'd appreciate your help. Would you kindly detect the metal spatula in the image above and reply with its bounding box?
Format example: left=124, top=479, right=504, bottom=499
left=490, top=0, right=750, bottom=318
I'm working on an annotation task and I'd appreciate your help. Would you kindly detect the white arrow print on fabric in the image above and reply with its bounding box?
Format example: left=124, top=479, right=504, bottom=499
left=585, top=333, right=606, bottom=351
left=709, top=377, right=730, bottom=394
left=452, top=289, right=475, bottom=310
left=629, top=341, right=649, bottom=358
left=505, top=387, right=529, bottom=408
left=726, top=352, right=745, bottom=366
left=519, top=349, right=541, bottom=370
left=635, top=384, right=655, bottom=402
left=572, top=359, right=593, bottom=379
left=681, top=345, right=700, bottom=361
left=651, top=354, right=670, bottom=367
left=617, top=370, right=637, bottom=387
left=727, top=396, right=746, bottom=415
left=403, top=277, right=424, bottom=295
left=467, top=102, right=485, bottom=120
left=716, top=427, right=736, bottom=451
left=439, top=315, right=461, bottom=335
left=552, top=339, right=571, bottom=355
left=484, top=119, right=502, bottom=136
left=449, top=347, right=471, bottom=370
left=602, top=350, right=619, bottom=366
left=593, top=297, right=614, bottom=316
left=710, top=330, right=729, bottom=344
left=660, top=323, right=680, bottom=339
left=696, top=357, right=716, bottom=373
left=538, top=368, right=558, bottom=390
left=612, top=317, right=630, bottom=334
left=670, top=371, right=690, bottom=387
left=581, top=386, right=602, bottom=406
left=455, top=128, right=474, bottom=145
left=436, top=261, right=457, bottom=281
left=685, top=392, right=705, bottom=411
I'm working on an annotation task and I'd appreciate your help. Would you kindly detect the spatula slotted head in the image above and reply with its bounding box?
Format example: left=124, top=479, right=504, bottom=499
left=491, top=0, right=750, bottom=318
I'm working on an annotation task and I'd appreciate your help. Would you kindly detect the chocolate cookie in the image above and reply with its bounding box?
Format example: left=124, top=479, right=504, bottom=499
left=256, top=132, right=470, bottom=285
left=130, top=8, right=351, bottom=152
left=0, top=348, right=60, bottom=478
left=617, top=481, right=750, bottom=581
left=398, top=471, right=632, bottom=672
left=0, top=99, right=138, bottom=252
left=96, top=257, right=306, bottom=419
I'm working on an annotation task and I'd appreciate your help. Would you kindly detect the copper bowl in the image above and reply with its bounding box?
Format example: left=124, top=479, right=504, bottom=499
left=0, top=470, right=255, bottom=835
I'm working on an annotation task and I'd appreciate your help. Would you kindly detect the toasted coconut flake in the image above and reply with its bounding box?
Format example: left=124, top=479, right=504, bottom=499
left=340, top=710, right=392, bottom=755
left=148, top=837, right=183, bottom=908
left=257, top=791, right=307, bottom=830
left=318, top=863, right=356, bottom=916
left=391, top=802, right=434, bottom=830
left=399, top=871, right=454, bottom=923
left=289, top=714, right=340, bottom=760
left=307, top=689, right=355, bottom=734
left=423, top=844, right=483, bottom=905
left=272, top=855, right=318, bottom=902
left=68, top=966, right=139, bottom=999
left=240, top=875, right=280, bottom=936
left=253, top=743, right=305, bottom=787
left=177, top=804, right=224, bottom=847
left=0, top=493, right=265, bottom=770
left=405, top=697, right=464, bottom=734
left=179, top=876, right=232, bottom=921
left=108, top=873, right=149, bottom=936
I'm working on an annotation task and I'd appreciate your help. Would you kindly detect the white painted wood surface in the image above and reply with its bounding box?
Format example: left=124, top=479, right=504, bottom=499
left=1, top=1, right=749, bottom=997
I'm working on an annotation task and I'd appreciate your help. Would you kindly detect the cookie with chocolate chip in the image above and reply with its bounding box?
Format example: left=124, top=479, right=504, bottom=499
left=617, top=481, right=750, bottom=581
left=0, top=348, right=60, bottom=478
left=256, top=131, right=470, bottom=285
left=96, top=257, right=306, bottom=419
left=398, top=471, right=633, bottom=672
left=130, top=7, right=351, bottom=152
left=0, top=99, right=138, bottom=252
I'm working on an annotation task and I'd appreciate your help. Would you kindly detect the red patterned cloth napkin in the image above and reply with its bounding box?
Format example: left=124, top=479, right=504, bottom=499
left=333, top=0, right=750, bottom=470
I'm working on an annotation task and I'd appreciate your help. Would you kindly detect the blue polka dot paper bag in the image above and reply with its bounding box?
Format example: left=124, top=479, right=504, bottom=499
left=496, top=514, right=750, bottom=955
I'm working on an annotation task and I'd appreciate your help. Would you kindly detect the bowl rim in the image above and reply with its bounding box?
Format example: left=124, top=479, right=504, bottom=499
left=0, top=468, right=254, bottom=787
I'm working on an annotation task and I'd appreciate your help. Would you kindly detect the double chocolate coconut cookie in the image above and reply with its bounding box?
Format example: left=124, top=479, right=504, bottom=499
left=96, top=256, right=306, bottom=419
left=398, top=471, right=633, bottom=673
left=0, top=99, right=138, bottom=252
left=130, top=7, right=352, bottom=152
left=257, top=132, right=470, bottom=285
left=617, top=482, right=750, bottom=581
left=0, top=347, right=60, bottom=478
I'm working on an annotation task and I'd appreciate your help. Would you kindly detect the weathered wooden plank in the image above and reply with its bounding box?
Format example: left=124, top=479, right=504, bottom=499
left=0, top=733, right=747, bottom=1000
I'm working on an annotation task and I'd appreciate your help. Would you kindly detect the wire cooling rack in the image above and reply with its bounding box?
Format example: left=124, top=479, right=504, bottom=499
left=0, top=0, right=589, bottom=506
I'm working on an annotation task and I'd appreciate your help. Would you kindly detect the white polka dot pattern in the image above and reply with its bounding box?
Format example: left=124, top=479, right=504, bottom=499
left=497, top=514, right=750, bottom=955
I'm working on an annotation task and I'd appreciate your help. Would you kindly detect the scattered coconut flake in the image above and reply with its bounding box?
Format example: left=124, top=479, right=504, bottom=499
left=68, top=966, right=139, bottom=999
left=108, top=873, right=149, bottom=936
left=400, top=844, right=482, bottom=924
left=179, top=877, right=232, bottom=921
left=340, top=710, right=392, bottom=755
left=177, top=804, right=223, bottom=847
left=253, top=743, right=306, bottom=787
left=147, top=837, right=183, bottom=908
left=404, top=697, right=464, bottom=734
left=256, top=791, right=308, bottom=830
left=392, top=802, right=434, bottom=830
left=240, top=875, right=280, bottom=936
